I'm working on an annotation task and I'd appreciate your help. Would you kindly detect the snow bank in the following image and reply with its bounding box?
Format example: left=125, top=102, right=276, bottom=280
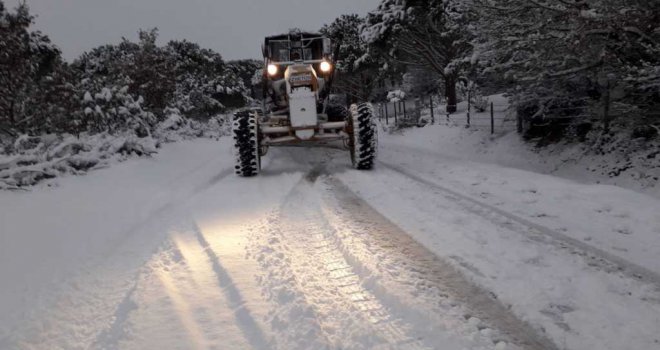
left=403, top=95, right=660, bottom=198
left=0, top=113, right=231, bottom=190
left=0, top=133, right=157, bottom=189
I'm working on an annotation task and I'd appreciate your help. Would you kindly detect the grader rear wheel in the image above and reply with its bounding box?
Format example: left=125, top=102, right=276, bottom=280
left=349, top=103, right=378, bottom=170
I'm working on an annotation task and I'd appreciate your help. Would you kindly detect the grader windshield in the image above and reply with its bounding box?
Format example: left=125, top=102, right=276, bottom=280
left=264, top=32, right=331, bottom=64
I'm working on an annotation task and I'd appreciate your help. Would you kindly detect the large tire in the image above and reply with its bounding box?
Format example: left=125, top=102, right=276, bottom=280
left=326, top=103, right=348, bottom=122
left=232, top=111, right=260, bottom=176
left=349, top=103, right=378, bottom=170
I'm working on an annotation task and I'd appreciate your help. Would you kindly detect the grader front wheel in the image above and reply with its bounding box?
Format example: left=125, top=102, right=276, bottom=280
left=232, top=111, right=261, bottom=177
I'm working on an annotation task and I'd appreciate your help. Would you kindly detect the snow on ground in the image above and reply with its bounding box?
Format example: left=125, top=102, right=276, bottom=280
left=377, top=127, right=660, bottom=273
left=412, top=94, right=659, bottom=197
left=336, top=124, right=660, bottom=350
left=1, top=121, right=659, bottom=349
left=0, top=139, right=234, bottom=346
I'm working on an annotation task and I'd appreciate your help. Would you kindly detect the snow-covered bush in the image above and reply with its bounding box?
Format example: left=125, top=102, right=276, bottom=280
left=387, top=90, right=406, bottom=102
left=166, top=41, right=253, bottom=120
left=472, top=95, right=489, bottom=113
left=80, top=85, right=156, bottom=137
left=0, top=113, right=228, bottom=189
left=458, top=81, right=489, bottom=112
left=0, top=132, right=157, bottom=189
left=154, top=108, right=230, bottom=142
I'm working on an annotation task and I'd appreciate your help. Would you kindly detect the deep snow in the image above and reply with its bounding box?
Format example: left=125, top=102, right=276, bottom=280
left=418, top=94, right=659, bottom=198
left=1, top=124, right=659, bottom=349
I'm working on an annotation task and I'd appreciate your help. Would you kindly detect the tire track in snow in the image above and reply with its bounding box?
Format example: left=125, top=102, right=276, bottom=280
left=270, top=148, right=554, bottom=348
left=85, top=167, right=236, bottom=348
left=112, top=228, right=265, bottom=349
left=189, top=223, right=271, bottom=350
left=278, top=178, right=432, bottom=349
left=379, top=161, right=660, bottom=290
left=251, top=168, right=498, bottom=349
left=321, top=175, right=559, bottom=350
left=246, top=178, right=339, bottom=350
left=91, top=277, right=139, bottom=349
left=80, top=166, right=233, bottom=276
left=6, top=168, right=235, bottom=350
left=145, top=240, right=210, bottom=349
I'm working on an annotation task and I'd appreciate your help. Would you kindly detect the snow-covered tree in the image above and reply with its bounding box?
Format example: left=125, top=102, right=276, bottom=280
left=126, top=29, right=176, bottom=117
left=26, top=61, right=79, bottom=134
left=364, top=0, right=475, bottom=112
left=166, top=40, right=252, bottom=119
left=0, top=1, right=64, bottom=135
left=0, top=1, right=259, bottom=147
left=166, top=39, right=227, bottom=119
left=322, top=14, right=399, bottom=102
left=227, top=59, right=261, bottom=100
left=73, top=31, right=257, bottom=124
left=472, top=0, right=660, bottom=132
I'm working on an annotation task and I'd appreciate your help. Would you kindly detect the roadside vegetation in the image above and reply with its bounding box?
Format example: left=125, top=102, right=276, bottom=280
left=1, top=0, right=658, bottom=188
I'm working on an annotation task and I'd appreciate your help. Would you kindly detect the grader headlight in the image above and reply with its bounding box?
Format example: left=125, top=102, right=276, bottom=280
left=267, top=64, right=278, bottom=76
left=320, top=61, right=332, bottom=73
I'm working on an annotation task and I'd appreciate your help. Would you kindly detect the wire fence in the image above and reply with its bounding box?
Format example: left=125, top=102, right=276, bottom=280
left=376, top=99, right=422, bottom=127
left=375, top=95, right=517, bottom=134
left=375, top=90, right=660, bottom=135
left=440, top=102, right=516, bottom=134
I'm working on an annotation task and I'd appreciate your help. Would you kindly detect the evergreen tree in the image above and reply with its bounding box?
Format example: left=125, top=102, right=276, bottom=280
left=0, top=1, right=62, bottom=135
left=125, top=29, right=176, bottom=117
left=472, top=0, right=660, bottom=132
left=321, top=14, right=398, bottom=102
left=227, top=59, right=262, bottom=99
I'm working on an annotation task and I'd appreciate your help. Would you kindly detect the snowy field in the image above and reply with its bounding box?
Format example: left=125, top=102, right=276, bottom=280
left=1, top=127, right=659, bottom=350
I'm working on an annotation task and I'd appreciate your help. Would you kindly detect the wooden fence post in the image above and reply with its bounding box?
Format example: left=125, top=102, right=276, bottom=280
left=385, top=103, right=389, bottom=125
left=490, top=102, right=495, bottom=134
left=466, top=90, right=471, bottom=127
left=603, top=80, right=611, bottom=133
left=394, top=102, right=398, bottom=125
left=403, top=101, right=407, bottom=122
left=430, top=95, right=434, bottom=125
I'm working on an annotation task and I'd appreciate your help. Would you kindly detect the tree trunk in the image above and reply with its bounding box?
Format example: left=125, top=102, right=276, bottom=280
left=445, top=76, right=457, bottom=113
left=359, top=73, right=372, bottom=102
left=9, top=98, right=16, bottom=129
left=602, top=80, right=611, bottom=133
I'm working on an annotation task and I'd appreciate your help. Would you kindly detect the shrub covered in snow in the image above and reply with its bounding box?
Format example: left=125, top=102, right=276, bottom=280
left=154, top=108, right=230, bottom=142
left=387, top=90, right=406, bottom=102
left=0, top=111, right=230, bottom=189
left=0, top=133, right=157, bottom=189
left=80, top=86, right=156, bottom=137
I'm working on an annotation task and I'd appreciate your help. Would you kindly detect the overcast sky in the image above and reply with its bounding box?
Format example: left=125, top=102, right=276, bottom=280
left=7, top=0, right=380, bottom=62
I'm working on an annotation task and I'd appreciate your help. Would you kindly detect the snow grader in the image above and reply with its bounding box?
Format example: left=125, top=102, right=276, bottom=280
left=232, top=30, right=377, bottom=176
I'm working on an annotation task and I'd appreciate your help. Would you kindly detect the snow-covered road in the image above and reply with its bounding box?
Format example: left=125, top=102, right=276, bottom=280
left=1, top=131, right=659, bottom=350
